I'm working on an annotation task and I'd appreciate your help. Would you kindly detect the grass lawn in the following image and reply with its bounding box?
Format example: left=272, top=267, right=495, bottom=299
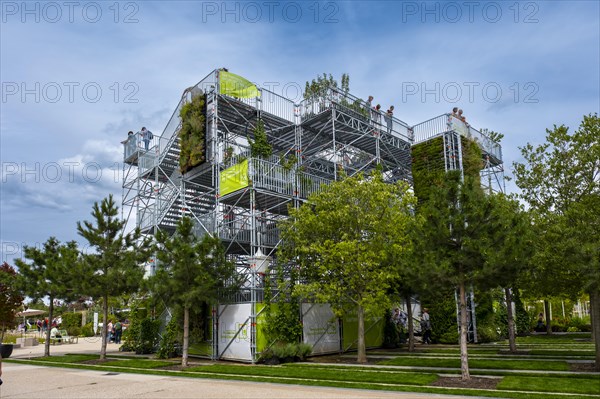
left=32, top=354, right=99, bottom=363
left=187, top=363, right=438, bottom=385
left=498, top=375, right=600, bottom=395
left=379, top=357, right=571, bottom=371
left=6, top=331, right=598, bottom=399
left=514, top=334, right=592, bottom=344
left=7, top=355, right=597, bottom=399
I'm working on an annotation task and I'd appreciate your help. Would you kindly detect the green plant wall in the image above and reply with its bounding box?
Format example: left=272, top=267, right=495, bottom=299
left=179, top=92, right=207, bottom=173
left=411, top=134, right=484, bottom=202
left=410, top=136, right=446, bottom=202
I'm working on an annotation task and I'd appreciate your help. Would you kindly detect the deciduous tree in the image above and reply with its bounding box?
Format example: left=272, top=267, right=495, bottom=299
left=513, top=114, right=600, bottom=369
left=0, top=262, right=24, bottom=342
left=279, top=173, right=416, bottom=363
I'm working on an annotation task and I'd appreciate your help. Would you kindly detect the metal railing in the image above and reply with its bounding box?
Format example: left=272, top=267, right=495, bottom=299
left=297, top=171, right=331, bottom=198
left=249, top=158, right=332, bottom=199
left=251, top=158, right=295, bottom=196
left=122, top=132, right=160, bottom=161
left=413, top=114, right=502, bottom=161
left=259, top=88, right=295, bottom=123
left=300, top=87, right=413, bottom=142
left=412, top=114, right=449, bottom=143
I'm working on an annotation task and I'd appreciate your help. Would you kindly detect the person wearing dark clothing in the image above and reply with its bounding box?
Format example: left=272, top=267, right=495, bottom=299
left=421, top=308, right=432, bottom=344
left=114, top=321, right=123, bottom=344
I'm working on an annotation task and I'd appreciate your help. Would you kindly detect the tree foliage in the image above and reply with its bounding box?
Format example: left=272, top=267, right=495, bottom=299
left=279, top=172, right=416, bottom=363
left=15, top=238, right=80, bottom=356
left=415, top=170, right=511, bottom=379
left=77, top=194, right=152, bottom=359
left=0, top=262, right=24, bottom=341
left=303, top=73, right=339, bottom=100
left=513, top=113, right=600, bottom=368
left=249, top=119, right=272, bottom=159
left=151, top=217, right=239, bottom=366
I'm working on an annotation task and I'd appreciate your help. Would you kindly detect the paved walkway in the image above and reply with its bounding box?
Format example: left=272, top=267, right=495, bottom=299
left=1, top=363, right=498, bottom=399
left=2, top=340, right=502, bottom=399
left=8, top=336, right=125, bottom=359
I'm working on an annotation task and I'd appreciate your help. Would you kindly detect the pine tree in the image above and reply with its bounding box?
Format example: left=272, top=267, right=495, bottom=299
left=77, top=195, right=152, bottom=359
left=151, top=217, right=239, bottom=367
left=15, top=238, right=79, bottom=356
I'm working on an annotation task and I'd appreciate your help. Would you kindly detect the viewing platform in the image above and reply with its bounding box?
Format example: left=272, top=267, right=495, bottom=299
left=412, top=113, right=503, bottom=165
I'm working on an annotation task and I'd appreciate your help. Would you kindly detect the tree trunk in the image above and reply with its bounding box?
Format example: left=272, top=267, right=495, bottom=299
left=357, top=305, right=367, bottom=363
left=405, top=294, right=415, bottom=352
left=100, top=295, right=108, bottom=360
left=182, top=306, right=189, bottom=367
left=44, top=298, right=54, bottom=357
left=544, top=299, right=552, bottom=335
left=505, top=287, right=517, bottom=353
left=459, top=281, right=470, bottom=380
left=589, top=289, right=600, bottom=371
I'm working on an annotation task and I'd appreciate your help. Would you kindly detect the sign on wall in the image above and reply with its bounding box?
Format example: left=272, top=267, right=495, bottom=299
left=218, top=303, right=252, bottom=361
left=302, top=303, right=340, bottom=354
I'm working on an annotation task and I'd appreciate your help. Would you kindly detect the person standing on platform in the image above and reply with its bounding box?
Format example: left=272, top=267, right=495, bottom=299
left=140, top=127, right=154, bottom=151
left=385, top=106, right=394, bottom=134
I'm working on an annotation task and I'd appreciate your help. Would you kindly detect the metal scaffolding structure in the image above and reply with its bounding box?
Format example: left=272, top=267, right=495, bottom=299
left=121, top=69, right=504, bottom=359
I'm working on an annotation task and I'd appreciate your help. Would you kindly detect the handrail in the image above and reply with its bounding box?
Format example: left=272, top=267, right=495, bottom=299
left=412, top=113, right=502, bottom=161
left=300, top=86, right=413, bottom=142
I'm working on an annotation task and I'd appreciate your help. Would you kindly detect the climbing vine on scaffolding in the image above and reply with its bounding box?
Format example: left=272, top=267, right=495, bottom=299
left=249, top=119, right=272, bottom=159
left=179, top=92, right=207, bottom=173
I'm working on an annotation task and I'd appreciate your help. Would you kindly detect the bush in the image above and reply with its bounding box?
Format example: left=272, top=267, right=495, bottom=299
left=259, top=342, right=313, bottom=364
left=61, top=312, right=82, bottom=330
left=156, top=318, right=181, bottom=359
left=568, top=317, right=591, bottom=332
left=81, top=322, right=96, bottom=337
left=67, top=326, right=82, bottom=337
left=477, top=325, right=501, bottom=343
left=567, top=326, right=580, bottom=332
left=437, top=329, right=459, bottom=344
left=121, top=312, right=160, bottom=354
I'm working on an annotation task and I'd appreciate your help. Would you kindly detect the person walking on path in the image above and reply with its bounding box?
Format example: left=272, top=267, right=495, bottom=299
left=421, top=308, right=432, bottom=344
left=113, top=321, right=123, bottom=344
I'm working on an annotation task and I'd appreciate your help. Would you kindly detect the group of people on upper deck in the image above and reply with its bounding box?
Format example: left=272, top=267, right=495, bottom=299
left=451, top=107, right=467, bottom=123
left=365, top=95, right=395, bottom=134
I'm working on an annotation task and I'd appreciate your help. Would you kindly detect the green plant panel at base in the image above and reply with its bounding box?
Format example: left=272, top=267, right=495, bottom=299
left=342, top=308, right=384, bottom=350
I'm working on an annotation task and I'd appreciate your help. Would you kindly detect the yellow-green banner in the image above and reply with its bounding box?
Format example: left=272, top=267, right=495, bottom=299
left=220, top=159, right=249, bottom=196
left=219, top=71, right=259, bottom=99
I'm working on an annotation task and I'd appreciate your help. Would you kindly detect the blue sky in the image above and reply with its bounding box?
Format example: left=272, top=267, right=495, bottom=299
left=1, top=0, right=599, bottom=263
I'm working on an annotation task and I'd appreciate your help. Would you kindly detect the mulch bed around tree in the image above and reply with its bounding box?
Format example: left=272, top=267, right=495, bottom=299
left=498, top=350, right=530, bottom=355
left=569, top=362, right=598, bottom=372
left=430, top=376, right=501, bottom=389
left=307, top=355, right=388, bottom=365
left=80, top=359, right=116, bottom=365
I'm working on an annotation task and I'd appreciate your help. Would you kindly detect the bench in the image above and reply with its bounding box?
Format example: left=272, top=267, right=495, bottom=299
left=49, top=334, right=63, bottom=345
left=59, top=330, right=78, bottom=344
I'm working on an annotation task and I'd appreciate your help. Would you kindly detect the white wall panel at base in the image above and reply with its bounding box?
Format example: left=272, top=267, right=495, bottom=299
left=218, top=303, right=252, bottom=361
left=302, top=303, right=340, bottom=354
